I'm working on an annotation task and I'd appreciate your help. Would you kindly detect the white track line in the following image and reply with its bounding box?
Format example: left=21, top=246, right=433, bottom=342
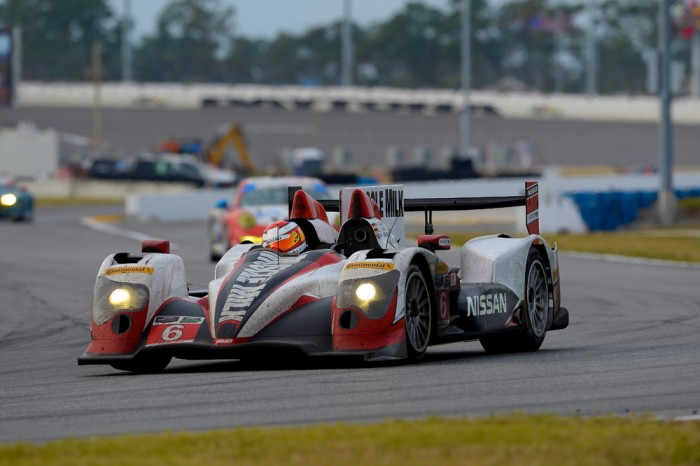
left=673, top=414, right=700, bottom=422
left=80, top=216, right=180, bottom=250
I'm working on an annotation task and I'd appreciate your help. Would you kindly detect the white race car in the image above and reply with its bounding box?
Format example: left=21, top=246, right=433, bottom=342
left=79, top=181, right=569, bottom=372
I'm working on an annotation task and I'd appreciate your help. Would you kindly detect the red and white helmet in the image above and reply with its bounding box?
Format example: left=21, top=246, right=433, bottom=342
left=262, top=220, right=307, bottom=254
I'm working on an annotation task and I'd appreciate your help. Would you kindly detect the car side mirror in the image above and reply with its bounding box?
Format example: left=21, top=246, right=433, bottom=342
left=417, top=234, right=451, bottom=252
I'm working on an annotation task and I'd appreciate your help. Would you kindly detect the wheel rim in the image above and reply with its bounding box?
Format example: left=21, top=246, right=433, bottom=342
left=526, top=260, right=548, bottom=338
left=405, top=271, right=431, bottom=353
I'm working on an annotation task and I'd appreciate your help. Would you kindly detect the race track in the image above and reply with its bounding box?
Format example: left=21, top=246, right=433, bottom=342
left=1, top=205, right=699, bottom=443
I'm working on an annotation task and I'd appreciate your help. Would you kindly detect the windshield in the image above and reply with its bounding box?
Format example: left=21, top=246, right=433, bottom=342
left=240, top=186, right=330, bottom=207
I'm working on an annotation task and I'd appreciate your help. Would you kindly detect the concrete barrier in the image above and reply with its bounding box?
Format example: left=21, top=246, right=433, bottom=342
left=121, top=170, right=700, bottom=233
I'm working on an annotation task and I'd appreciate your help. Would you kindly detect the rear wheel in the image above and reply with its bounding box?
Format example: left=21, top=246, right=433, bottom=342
left=404, top=265, right=432, bottom=361
left=480, top=248, right=549, bottom=353
left=110, top=353, right=172, bottom=373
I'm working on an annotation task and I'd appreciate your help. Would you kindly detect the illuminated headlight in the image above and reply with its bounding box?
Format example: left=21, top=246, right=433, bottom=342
left=0, top=193, right=17, bottom=206
left=93, top=277, right=149, bottom=325
left=355, top=283, right=377, bottom=302
left=337, top=270, right=400, bottom=320
left=109, top=288, right=136, bottom=308
left=238, top=211, right=256, bottom=229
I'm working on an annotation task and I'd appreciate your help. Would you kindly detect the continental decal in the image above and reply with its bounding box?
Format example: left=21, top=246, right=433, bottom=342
left=345, top=261, right=395, bottom=271
left=104, top=266, right=154, bottom=276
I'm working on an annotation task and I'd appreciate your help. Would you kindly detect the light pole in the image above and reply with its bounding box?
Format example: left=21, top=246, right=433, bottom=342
left=341, top=0, right=353, bottom=86
left=121, top=0, right=132, bottom=82
left=460, top=0, right=472, bottom=158
left=585, top=0, right=597, bottom=96
left=92, top=43, right=103, bottom=152
left=658, top=0, right=676, bottom=226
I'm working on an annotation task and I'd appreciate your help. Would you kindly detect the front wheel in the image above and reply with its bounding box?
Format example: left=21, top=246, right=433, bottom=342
left=404, top=265, right=432, bottom=361
left=480, top=248, right=549, bottom=353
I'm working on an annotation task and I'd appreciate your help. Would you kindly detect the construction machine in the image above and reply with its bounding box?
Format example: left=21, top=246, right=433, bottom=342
left=203, top=123, right=255, bottom=173
left=156, top=123, right=255, bottom=174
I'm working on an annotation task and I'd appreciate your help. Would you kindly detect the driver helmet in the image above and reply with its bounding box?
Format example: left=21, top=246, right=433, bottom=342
left=262, top=220, right=307, bottom=254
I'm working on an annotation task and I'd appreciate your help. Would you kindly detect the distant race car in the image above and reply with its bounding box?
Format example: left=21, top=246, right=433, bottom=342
left=207, top=176, right=336, bottom=261
left=78, top=181, right=569, bottom=373
left=0, top=181, right=33, bottom=222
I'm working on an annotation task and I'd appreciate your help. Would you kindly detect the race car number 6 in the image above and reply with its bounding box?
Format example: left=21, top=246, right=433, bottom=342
left=162, top=324, right=184, bottom=341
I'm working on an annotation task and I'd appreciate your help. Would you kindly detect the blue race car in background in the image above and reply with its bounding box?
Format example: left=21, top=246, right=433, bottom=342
left=0, top=183, right=34, bottom=222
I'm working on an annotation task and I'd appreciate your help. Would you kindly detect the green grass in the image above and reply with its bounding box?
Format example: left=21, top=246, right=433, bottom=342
left=34, top=197, right=124, bottom=207
left=446, top=231, right=700, bottom=263
left=1, top=415, right=698, bottom=466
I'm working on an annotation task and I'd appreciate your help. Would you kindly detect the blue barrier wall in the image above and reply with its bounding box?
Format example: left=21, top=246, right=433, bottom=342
left=567, top=188, right=700, bottom=231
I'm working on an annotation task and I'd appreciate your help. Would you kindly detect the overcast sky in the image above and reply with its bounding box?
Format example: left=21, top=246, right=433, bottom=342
left=108, top=0, right=452, bottom=40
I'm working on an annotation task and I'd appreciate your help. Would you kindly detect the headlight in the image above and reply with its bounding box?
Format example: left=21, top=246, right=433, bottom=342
left=238, top=211, right=256, bottom=229
left=355, top=283, right=377, bottom=302
left=337, top=270, right=400, bottom=319
left=109, top=288, right=140, bottom=308
left=93, top=277, right=149, bottom=325
left=0, top=193, right=17, bottom=206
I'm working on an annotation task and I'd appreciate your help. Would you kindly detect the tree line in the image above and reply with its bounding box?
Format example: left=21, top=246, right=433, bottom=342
left=0, top=0, right=693, bottom=95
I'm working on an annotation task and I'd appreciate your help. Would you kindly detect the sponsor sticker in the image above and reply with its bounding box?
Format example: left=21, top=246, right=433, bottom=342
left=527, top=184, right=539, bottom=198
left=344, top=261, right=395, bottom=271
left=340, top=184, right=405, bottom=247
left=104, top=266, right=154, bottom=276
left=218, top=250, right=299, bottom=324
left=526, top=209, right=539, bottom=224
left=465, top=292, right=509, bottom=316
left=437, top=290, right=450, bottom=328
left=154, top=316, right=180, bottom=325
left=154, top=316, right=205, bottom=325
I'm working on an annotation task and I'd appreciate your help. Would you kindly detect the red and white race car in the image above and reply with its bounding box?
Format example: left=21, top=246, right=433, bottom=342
left=207, top=176, right=336, bottom=261
left=79, top=181, right=569, bottom=373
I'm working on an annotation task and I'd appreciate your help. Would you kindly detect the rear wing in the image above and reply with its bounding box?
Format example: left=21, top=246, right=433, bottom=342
left=289, top=181, right=539, bottom=235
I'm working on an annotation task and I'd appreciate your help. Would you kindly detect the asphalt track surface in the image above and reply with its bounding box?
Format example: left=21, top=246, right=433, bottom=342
left=1, top=106, right=699, bottom=169
left=1, top=204, right=699, bottom=443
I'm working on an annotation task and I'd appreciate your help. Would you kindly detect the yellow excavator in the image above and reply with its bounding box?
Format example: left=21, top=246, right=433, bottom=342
left=203, top=123, right=255, bottom=173
left=157, top=123, right=255, bottom=173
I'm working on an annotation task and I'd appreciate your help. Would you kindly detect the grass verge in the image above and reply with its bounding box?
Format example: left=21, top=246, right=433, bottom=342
left=1, top=415, right=698, bottom=466
left=35, top=197, right=123, bottom=207
left=445, top=231, right=700, bottom=263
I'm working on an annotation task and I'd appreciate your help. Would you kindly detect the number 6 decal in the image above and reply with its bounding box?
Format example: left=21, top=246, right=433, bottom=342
left=162, top=324, right=184, bottom=341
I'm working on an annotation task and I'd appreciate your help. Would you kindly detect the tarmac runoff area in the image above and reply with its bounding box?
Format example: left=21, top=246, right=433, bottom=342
left=1, top=204, right=699, bottom=442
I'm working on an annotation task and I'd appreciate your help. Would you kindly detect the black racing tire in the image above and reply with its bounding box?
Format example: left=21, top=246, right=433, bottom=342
left=480, top=247, right=549, bottom=353
left=404, top=265, right=432, bottom=361
left=110, top=353, right=172, bottom=373
left=14, top=210, right=32, bottom=222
